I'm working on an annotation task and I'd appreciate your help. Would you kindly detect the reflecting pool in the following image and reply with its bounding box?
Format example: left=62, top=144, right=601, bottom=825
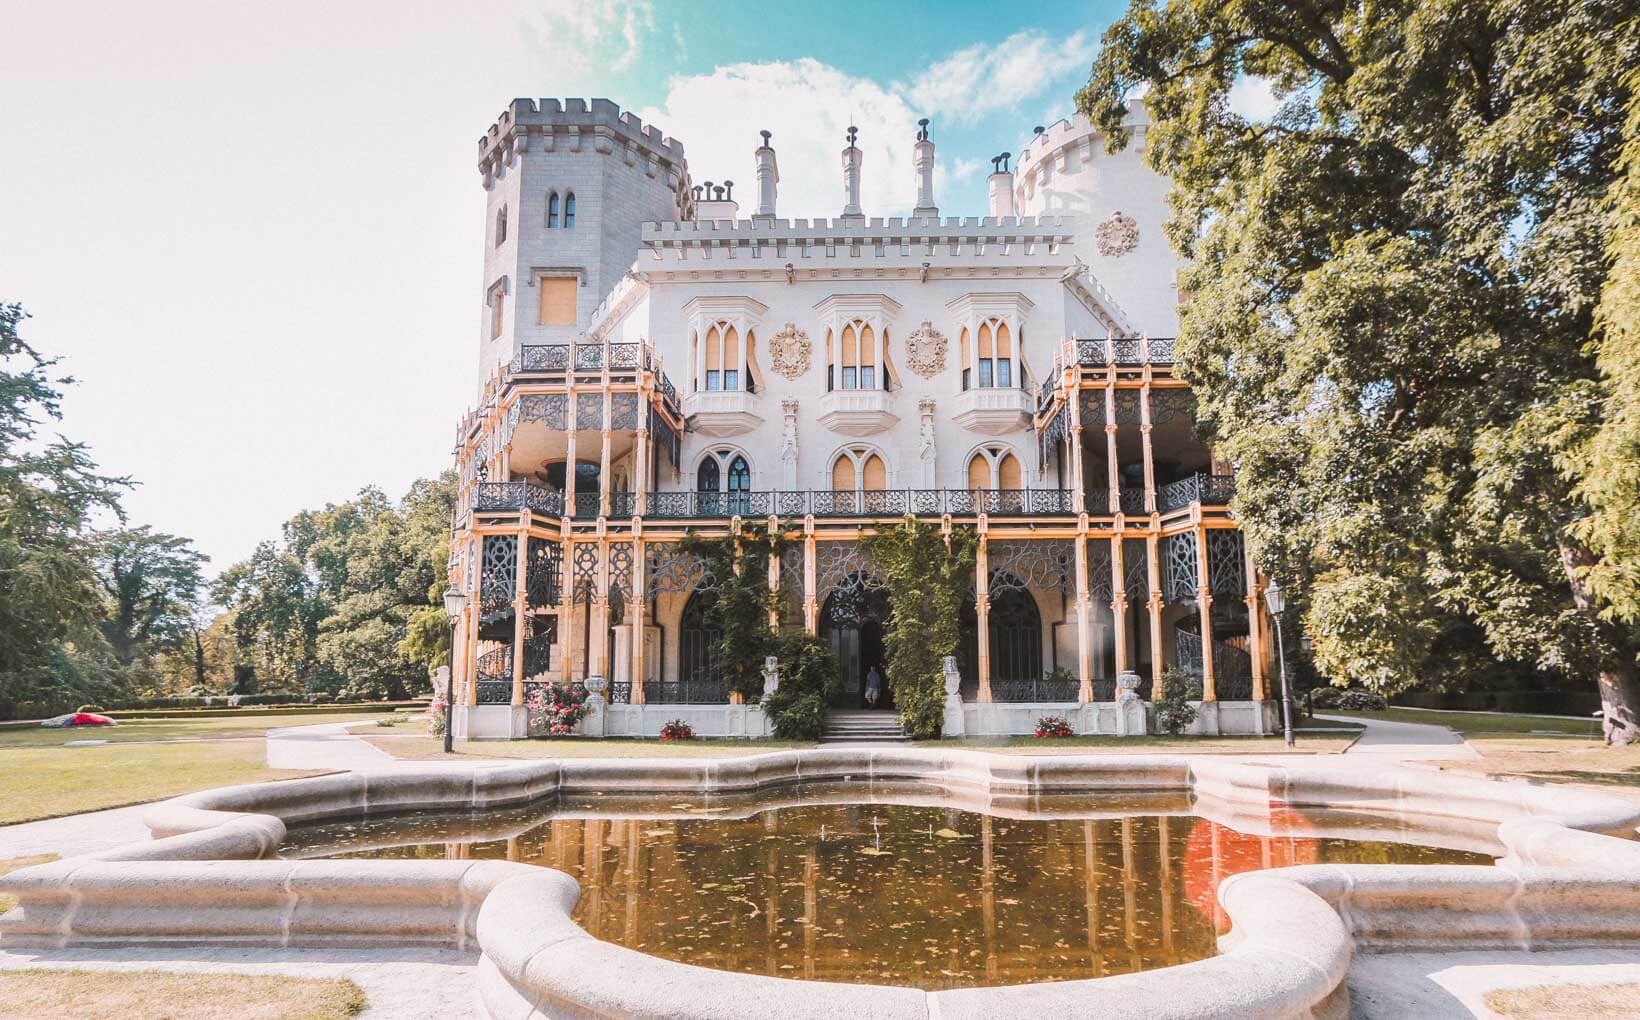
left=282, top=789, right=1491, bottom=989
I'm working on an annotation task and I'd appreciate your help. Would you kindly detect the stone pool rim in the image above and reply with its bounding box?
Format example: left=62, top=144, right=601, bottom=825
left=3, top=749, right=1639, bottom=1020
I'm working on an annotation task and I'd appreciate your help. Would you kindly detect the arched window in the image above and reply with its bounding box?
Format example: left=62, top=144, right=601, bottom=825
left=697, top=457, right=720, bottom=493
left=831, top=320, right=879, bottom=391
left=495, top=206, right=508, bottom=247
left=963, top=318, right=1016, bottom=389
left=832, top=456, right=856, bottom=491
left=699, top=322, right=748, bottom=392
left=726, top=455, right=750, bottom=514
left=831, top=448, right=886, bottom=497
left=861, top=453, right=886, bottom=490
left=546, top=192, right=559, bottom=228
left=988, top=585, right=1042, bottom=684
left=696, top=449, right=749, bottom=515
left=967, top=446, right=1023, bottom=490
left=563, top=192, right=575, bottom=228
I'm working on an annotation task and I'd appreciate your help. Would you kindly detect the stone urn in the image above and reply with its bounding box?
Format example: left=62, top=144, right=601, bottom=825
left=584, top=674, right=609, bottom=703
left=1116, top=670, right=1144, bottom=702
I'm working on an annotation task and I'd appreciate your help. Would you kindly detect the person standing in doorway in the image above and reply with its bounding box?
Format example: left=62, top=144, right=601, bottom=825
left=865, top=665, right=883, bottom=708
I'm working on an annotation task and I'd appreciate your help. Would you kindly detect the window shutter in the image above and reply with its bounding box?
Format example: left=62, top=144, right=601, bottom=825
left=538, top=278, right=577, bottom=325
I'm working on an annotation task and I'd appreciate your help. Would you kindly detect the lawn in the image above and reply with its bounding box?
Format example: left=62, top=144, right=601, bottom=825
left=1485, top=981, right=1640, bottom=1019
left=0, top=708, right=380, bottom=825
left=1326, top=706, right=1605, bottom=738
left=0, top=969, right=364, bottom=1019
left=0, top=710, right=401, bottom=748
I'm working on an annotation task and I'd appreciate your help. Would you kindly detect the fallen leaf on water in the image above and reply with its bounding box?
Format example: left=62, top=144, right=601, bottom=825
left=643, top=829, right=671, bottom=837
left=934, top=829, right=966, bottom=839
left=860, top=848, right=891, bottom=856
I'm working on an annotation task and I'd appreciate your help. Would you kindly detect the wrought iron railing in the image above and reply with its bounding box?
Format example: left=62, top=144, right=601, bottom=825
left=991, top=678, right=1081, bottom=702
left=1156, top=472, right=1237, bottom=513
left=473, top=482, right=565, bottom=516
left=1118, top=487, right=1148, bottom=514
left=573, top=344, right=603, bottom=371
left=608, top=342, right=641, bottom=370
left=606, top=681, right=633, bottom=705
left=1070, top=337, right=1177, bottom=368
left=610, top=491, right=638, bottom=517
left=1174, top=630, right=1254, bottom=700
left=572, top=492, right=602, bottom=518
left=515, top=345, right=569, bottom=372
left=638, top=488, right=1076, bottom=520
left=642, top=680, right=729, bottom=704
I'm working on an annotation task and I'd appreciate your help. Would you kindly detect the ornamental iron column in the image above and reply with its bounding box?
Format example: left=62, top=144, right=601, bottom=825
left=1243, top=537, right=1269, bottom=701
left=802, top=530, right=818, bottom=635
left=1195, top=525, right=1217, bottom=700
left=975, top=535, right=992, bottom=703
left=559, top=538, right=578, bottom=683
left=1104, top=386, right=1120, bottom=513
left=592, top=540, right=610, bottom=681
left=511, top=526, right=528, bottom=706
left=1147, top=533, right=1165, bottom=699
left=1068, top=380, right=1087, bottom=515
left=631, top=537, right=647, bottom=704
left=1139, top=386, right=1157, bottom=514
left=1074, top=533, right=1093, bottom=702
left=1110, top=534, right=1129, bottom=674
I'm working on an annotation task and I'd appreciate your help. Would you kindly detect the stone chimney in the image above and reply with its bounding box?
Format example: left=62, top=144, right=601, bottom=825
left=753, top=130, right=778, bottom=223
left=840, top=125, right=864, bottom=221
left=912, top=119, right=938, bottom=220
left=987, top=152, right=1016, bottom=218
left=693, top=179, right=740, bottom=221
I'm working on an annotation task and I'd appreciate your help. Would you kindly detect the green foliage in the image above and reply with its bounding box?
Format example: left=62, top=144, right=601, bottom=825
left=215, top=473, right=456, bottom=700
left=1080, top=1, right=1640, bottom=741
left=763, top=633, right=842, bottom=740
left=93, top=526, right=207, bottom=671
left=1152, top=669, right=1200, bottom=736
left=678, top=524, right=781, bottom=701
left=862, top=517, right=976, bottom=739
left=0, top=302, right=131, bottom=714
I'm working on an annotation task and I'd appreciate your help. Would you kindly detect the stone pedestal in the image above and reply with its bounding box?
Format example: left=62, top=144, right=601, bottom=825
left=457, top=704, right=527, bottom=740
left=941, top=655, right=966, bottom=738
left=581, top=675, right=608, bottom=737
left=1115, top=670, right=1147, bottom=736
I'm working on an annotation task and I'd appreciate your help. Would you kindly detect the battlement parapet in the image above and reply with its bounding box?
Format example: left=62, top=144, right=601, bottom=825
left=1015, top=104, right=1150, bottom=184
left=477, top=98, right=688, bottom=185
left=640, top=214, right=1078, bottom=246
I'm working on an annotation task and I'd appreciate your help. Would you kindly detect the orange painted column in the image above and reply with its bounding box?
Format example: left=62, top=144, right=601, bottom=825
left=1110, top=535, right=1129, bottom=675
left=976, top=534, right=992, bottom=703
left=1195, top=526, right=1217, bottom=701
left=1147, top=533, right=1165, bottom=699
left=1074, top=533, right=1093, bottom=702
left=511, top=526, right=528, bottom=706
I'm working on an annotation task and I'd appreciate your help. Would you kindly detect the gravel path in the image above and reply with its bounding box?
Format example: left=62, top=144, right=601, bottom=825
left=1316, top=712, right=1481, bottom=760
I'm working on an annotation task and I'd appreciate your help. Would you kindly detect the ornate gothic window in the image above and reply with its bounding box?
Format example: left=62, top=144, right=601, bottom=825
left=546, top=192, right=559, bottom=228
left=697, top=457, right=720, bottom=493
left=680, top=590, right=721, bottom=690
left=827, top=320, right=884, bottom=391
left=988, top=584, right=1043, bottom=684
left=966, top=447, right=1023, bottom=490
left=831, top=448, right=886, bottom=492
left=696, top=322, right=757, bottom=393
left=563, top=191, right=575, bottom=228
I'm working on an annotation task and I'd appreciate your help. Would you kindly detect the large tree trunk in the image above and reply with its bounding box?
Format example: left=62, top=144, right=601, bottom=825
left=1558, top=540, right=1640, bottom=746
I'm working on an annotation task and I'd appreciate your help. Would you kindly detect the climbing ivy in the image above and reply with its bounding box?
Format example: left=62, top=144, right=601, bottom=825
left=677, top=524, right=784, bottom=702
left=863, top=517, right=977, bottom=739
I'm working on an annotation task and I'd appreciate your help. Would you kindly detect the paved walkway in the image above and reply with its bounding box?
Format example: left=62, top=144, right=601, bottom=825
left=1316, top=712, right=1481, bottom=761
left=264, top=719, right=402, bottom=770
left=0, top=803, right=151, bottom=860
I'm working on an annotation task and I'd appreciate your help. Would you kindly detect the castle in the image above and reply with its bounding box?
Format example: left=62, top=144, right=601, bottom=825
left=447, top=97, right=1277, bottom=740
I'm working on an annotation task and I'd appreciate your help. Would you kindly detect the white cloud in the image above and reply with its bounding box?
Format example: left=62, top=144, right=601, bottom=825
left=524, top=0, right=653, bottom=74
left=1228, top=76, right=1280, bottom=122
left=639, top=59, right=924, bottom=218
left=902, top=31, right=1096, bottom=125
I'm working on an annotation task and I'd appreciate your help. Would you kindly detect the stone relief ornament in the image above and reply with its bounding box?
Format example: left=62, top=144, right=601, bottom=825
left=904, top=321, right=947, bottom=378
left=768, top=322, right=811, bottom=379
left=1095, top=211, right=1140, bottom=257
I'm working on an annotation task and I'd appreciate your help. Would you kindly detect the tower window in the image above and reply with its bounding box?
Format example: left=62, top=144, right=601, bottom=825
left=538, top=277, right=576, bottom=325
left=495, top=206, right=507, bottom=247
left=563, top=192, right=576, bottom=228
left=547, top=192, right=559, bottom=228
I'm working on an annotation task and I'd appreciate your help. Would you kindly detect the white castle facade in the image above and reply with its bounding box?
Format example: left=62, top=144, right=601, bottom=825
left=448, top=97, right=1278, bottom=740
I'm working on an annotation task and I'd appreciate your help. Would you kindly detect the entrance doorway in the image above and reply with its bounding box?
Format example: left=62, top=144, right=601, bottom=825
left=820, top=584, right=892, bottom=709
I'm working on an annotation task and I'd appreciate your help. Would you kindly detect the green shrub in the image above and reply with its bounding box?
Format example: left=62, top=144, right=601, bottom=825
left=1337, top=689, right=1388, bottom=711
left=1308, top=686, right=1343, bottom=709
left=762, top=634, right=841, bottom=740
left=1153, top=669, right=1201, bottom=735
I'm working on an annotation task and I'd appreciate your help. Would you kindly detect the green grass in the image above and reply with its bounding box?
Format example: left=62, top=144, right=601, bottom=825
left=0, top=709, right=398, bottom=748
left=0, top=741, right=332, bottom=825
left=359, top=732, right=818, bottom=759
left=924, top=733, right=1358, bottom=753
left=0, top=969, right=365, bottom=1020
left=1325, top=706, right=1604, bottom=738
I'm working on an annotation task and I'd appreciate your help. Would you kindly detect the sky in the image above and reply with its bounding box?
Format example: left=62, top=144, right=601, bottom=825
left=0, top=0, right=1183, bottom=575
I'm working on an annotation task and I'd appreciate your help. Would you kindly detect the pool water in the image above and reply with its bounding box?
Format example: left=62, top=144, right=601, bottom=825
left=283, top=792, right=1490, bottom=989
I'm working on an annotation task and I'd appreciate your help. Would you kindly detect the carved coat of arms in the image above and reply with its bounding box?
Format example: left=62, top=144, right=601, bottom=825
left=1095, top=211, right=1140, bottom=257
left=904, top=322, right=948, bottom=378
left=768, top=323, right=811, bottom=379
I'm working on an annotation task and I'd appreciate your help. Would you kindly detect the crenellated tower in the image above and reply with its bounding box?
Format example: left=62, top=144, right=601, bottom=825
left=474, top=98, right=693, bottom=384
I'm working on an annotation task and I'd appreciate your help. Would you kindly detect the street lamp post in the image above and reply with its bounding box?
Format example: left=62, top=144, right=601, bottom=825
left=1264, top=580, right=1295, bottom=748
left=442, top=587, right=468, bottom=754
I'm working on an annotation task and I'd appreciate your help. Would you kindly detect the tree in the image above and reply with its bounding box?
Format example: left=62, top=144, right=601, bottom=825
left=863, top=517, right=976, bottom=739
left=1079, top=2, right=1640, bottom=742
left=214, top=540, right=326, bottom=692
left=0, top=302, right=129, bottom=712
left=93, top=526, right=207, bottom=671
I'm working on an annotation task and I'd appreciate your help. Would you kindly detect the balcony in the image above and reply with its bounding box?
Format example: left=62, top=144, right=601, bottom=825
left=952, top=386, right=1033, bottom=435
left=817, top=389, right=898, bottom=436
left=682, top=389, right=764, bottom=438
left=1156, top=473, right=1237, bottom=513
left=640, top=488, right=1075, bottom=520
left=472, top=481, right=564, bottom=516
left=1069, top=337, right=1177, bottom=368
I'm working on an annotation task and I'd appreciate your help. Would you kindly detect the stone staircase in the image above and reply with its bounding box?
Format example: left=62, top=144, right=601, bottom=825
left=821, top=710, right=909, bottom=743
